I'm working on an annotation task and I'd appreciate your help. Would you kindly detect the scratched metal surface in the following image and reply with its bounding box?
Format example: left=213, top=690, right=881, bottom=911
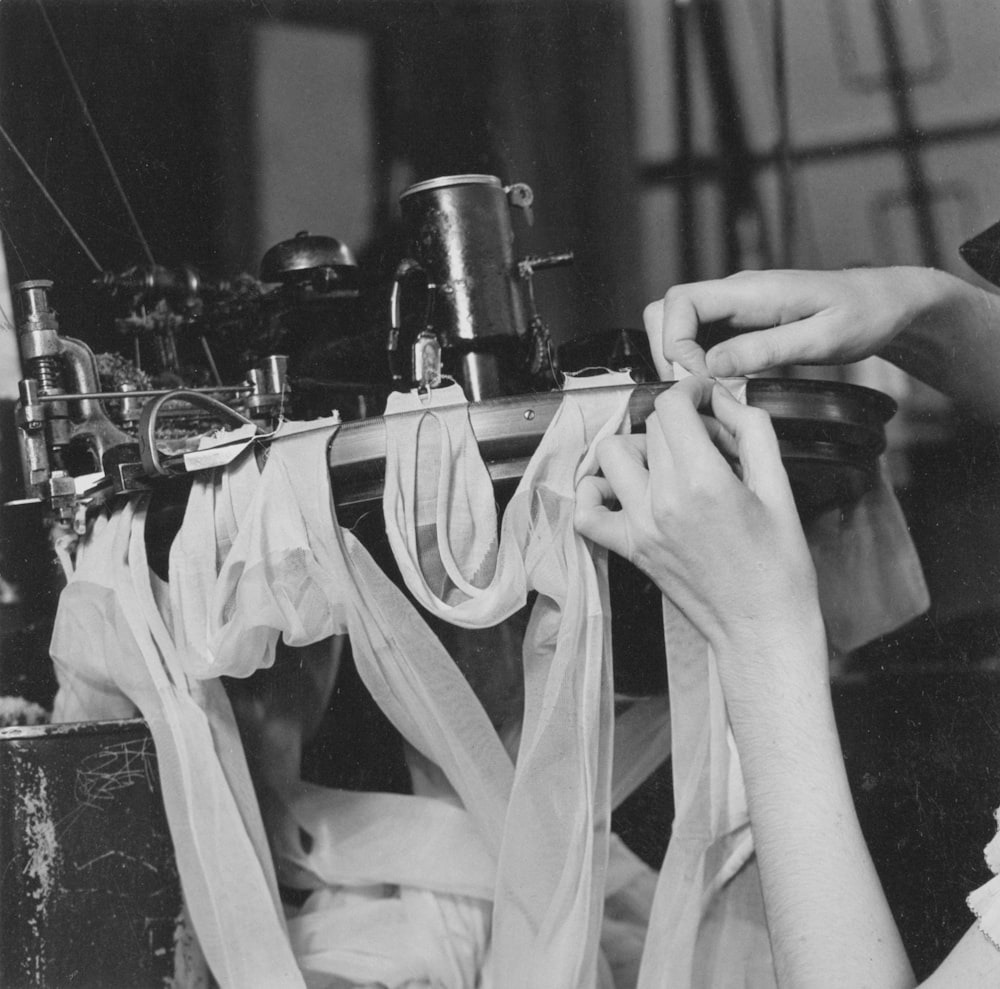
left=0, top=718, right=203, bottom=989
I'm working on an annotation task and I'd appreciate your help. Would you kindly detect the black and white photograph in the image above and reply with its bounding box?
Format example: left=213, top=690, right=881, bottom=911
left=1, top=1, right=1000, bottom=986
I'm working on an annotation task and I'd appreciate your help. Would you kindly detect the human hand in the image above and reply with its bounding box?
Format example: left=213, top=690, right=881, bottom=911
left=644, top=267, right=934, bottom=379
left=575, top=377, right=825, bottom=680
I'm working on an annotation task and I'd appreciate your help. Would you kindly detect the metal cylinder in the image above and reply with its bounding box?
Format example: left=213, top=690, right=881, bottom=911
left=14, top=279, right=57, bottom=328
left=14, top=280, right=63, bottom=394
left=260, top=354, right=289, bottom=396
left=395, top=175, right=534, bottom=401
left=13, top=280, right=72, bottom=449
left=246, top=354, right=290, bottom=423
left=398, top=174, right=528, bottom=344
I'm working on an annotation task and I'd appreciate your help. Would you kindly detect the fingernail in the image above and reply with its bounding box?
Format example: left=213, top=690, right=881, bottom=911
left=707, top=349, right=736, bottom=377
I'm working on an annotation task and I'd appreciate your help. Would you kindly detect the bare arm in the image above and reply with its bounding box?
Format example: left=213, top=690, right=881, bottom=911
left=575, top=377, right=1000, bottom=987
left=645, top=267, right=1000, bottom=424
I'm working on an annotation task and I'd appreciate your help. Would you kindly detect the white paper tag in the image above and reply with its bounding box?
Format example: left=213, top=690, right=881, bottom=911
left=182, top=424, right=258, bottom=471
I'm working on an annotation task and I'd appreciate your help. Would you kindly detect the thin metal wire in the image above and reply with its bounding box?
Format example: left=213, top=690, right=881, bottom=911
left=199, top=335, right=224, bottom=387
left=34, top=0, right=156, bottom=267
left=0, top=121, right=103, bottom=272
left=0, top=217, right=19, bottom=331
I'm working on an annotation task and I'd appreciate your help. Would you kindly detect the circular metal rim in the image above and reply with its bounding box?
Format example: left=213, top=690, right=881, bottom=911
left=400, top=174, right=503, bottom=199
left=327, top=378, right=896, bottom=517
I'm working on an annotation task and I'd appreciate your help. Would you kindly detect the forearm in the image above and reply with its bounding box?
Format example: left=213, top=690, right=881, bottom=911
left=877, top=267, right=1000, bottom=424
left=721, top=625, right=916, bottom=989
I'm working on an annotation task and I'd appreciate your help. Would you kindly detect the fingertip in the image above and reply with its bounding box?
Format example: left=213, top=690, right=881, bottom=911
left=575, top=473, right=608, bottom=507
left=642, top=299, right=672, bottom=380
left=670, top=342, right=710, bottom=378
left=642, top=298, right=665, bottom=334
left=705, top=346, right=738, bottom=377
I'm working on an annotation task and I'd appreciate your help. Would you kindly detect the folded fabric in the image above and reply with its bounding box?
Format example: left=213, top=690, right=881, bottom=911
left=48, top=363, right=923, bottom=989
left=209, top=374, right=659, bottom=987
left=51, top=497, right=304, bottom=988
left=48, top=389, right=671, bottom=989
left=50, top=511, right=137, bottom=723
left=382, top=374, right=636, bottom=988
left=807, top=457, right=929, bottom=652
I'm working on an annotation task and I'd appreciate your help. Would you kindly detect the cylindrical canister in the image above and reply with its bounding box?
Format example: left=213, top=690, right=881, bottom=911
left=398, top=174, right=529, bottom=342
left=394, top=174, right=533, bottom=399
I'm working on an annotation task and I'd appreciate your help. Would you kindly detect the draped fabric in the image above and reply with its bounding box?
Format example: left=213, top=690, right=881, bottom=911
left=380, top=377, right=633, bottom=987
left=48, top=372, right=927, bottom=988
left=205, top=374, right=667, bottom=987
left=50, top=492, right=305, bottom=989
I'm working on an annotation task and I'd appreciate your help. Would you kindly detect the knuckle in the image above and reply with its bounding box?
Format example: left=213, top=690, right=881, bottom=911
left=754, top=336, right=782, bottom=369
left=661, top=286, right=693, bottom=320
left=685, top=471, right=723, bottom=502
left=650, top=498, right=673, bottom=530
left=662, top=284, right=685, bottom=306
left=643, top=299, right=665, bottom=327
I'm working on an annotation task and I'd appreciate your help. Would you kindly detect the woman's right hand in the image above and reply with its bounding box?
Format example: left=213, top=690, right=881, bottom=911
left=644, top=266, right=942, bottom=379
left=574, top=376, right=825, bottom=687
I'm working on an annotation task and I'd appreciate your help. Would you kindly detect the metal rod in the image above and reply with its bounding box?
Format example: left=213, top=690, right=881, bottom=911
left=773, top=0, right=796, bottom=267
left=673, top=0, right=697, bottom=281
left=199, top=335, right=223, bottom=387
left=640, top=117, right=1000, bottom=184
left=33, top=386, right=250, bottom=402
left=872, top=0, right=940, bottom=268
left=0, top=122, right=103, bottom=273
left=34, top=0, right=156, bottom=266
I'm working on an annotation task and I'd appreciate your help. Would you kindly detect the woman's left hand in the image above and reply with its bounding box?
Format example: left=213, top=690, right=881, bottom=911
left=575, top=376, right=824, bottom=679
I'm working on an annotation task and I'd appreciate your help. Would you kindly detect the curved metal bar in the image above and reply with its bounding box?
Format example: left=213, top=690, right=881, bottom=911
left=138, top=389, right=257, bottom=478
left=326, top=378, right=896, bottom=519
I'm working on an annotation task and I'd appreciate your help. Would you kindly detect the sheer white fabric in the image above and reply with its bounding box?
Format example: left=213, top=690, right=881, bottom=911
left=50, top=510, right=137, bottom=723
left=47, top=371, right=928, bottom=989
left=50, top=493, right=304, bottom=989
left=381, top=375, right=635, bottom=987
left=207, top=375, right=658, bottom=987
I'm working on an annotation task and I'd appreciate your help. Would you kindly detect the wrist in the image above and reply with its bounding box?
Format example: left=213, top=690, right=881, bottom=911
left=710, top=607, right=831, bottom=730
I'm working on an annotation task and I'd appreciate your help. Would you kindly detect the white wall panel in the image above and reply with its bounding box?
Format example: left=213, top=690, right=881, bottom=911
left=253, top=23, right=373, bottom=264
